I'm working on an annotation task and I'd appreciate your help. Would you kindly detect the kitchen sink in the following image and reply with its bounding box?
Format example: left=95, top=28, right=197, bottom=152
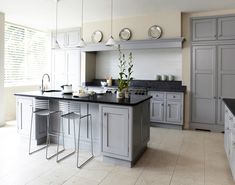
left=43, top=90, right=62, bottom=93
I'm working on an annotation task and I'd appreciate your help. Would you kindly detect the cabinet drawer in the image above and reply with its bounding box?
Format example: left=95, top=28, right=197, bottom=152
left=148, top=91, right=164, bottom=100
left=166, top=93, right=182, bottom=100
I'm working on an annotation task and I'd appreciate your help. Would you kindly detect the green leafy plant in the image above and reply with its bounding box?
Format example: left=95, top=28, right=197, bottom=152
left=117, top=45, right=133, bottom=92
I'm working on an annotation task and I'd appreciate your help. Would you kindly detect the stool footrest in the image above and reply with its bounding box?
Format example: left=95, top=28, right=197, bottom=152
left=77, top=155, right=94, bottom=168
left=56, top=150, right=76, bottom=163
left=29, top=145, right=47, bottom=155
left=46, top=149, right=65, bottom=160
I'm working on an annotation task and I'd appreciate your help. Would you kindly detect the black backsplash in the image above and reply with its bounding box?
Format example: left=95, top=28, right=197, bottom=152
left=84, top=79, right=186, bottom=93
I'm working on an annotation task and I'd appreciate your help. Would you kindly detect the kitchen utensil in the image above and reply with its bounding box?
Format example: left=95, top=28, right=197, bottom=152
left=168, top=75, right=175, bottom=81
left=156, top=75, right=161, bottom=80
left=101, top=81, right=107, bottom=87
left=148, top=25, right=162, bottom=39
left=161, top=75, right=167, bottom=81
left=61, top=84, right=73, bottom=93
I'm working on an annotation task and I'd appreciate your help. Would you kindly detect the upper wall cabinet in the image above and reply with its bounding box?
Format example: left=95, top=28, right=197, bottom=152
left=52, top=30, right=80, bottom=48
left=218, top=17, right=235, bottom=40
left=192, top=16, right=235, bottom=42
left=192, top=19, right=217, bottom=41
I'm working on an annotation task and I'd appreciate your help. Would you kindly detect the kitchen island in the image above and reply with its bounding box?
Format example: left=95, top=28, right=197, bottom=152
left=15, top=91, right=151, bottom=167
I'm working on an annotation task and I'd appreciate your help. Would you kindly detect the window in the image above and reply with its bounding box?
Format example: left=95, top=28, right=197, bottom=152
left=4, top=23, right=50, bottom=87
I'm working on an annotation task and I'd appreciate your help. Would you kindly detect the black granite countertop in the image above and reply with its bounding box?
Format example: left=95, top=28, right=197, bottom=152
left=223, top=98, right=235, bottom=116
left=15, top=91, right=152, bottom=106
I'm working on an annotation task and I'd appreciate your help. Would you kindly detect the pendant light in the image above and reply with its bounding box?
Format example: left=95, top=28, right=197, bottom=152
left=52, top=0, right=61, bottom=49
left=77, top=0, right=86, bottom=47
left=106, top=0, right=116, bottom=46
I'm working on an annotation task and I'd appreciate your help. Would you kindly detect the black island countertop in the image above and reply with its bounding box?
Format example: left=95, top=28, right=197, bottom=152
left=223, top=98, right=235, bottom=116
left=15, top=91, right=152, bottom=106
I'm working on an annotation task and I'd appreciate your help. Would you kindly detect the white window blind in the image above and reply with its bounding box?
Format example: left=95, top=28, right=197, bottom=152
left=4, top=23, right=50, bottom=86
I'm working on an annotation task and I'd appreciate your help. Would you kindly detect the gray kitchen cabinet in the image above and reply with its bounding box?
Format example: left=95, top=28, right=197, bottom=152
left=191, top=44, right=235, bottom=131
left=166, top=101, right=182, bottom=123
left=150, top=100, right=164, bottom=122
left=224, top=105, right=235, bottom=180
left=218, top=45, right=235, bottom=124
left=192, top=18, right=217, bottom=41
left=101, top=106, right=129, bottom=157
left=192, top=46, right=216, bottom=124
left=218, top=16, right=235, bottom=40
left=148, top=91, right=184, bottom=126
left=52, top=49, right=80, bottom=89
left=16, top=97, right=33, bottom=136
left=16, top=97, right=48, bottom=144
left=100, top=101, right=150, bottom=165
left=52, top=30, right=80, bottom=47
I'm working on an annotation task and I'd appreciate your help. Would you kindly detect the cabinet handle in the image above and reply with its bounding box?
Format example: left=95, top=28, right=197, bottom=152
left=213, top=96, right=216, bottom=99
left=104, top=112, right=107, bottom=116
left=156, top=95, right=158, bottom=97
left=168, top=104, right=170, bottom=107
left=161, top=104, right=164, bottom=106
left=173, top=96, right=176, bottom=98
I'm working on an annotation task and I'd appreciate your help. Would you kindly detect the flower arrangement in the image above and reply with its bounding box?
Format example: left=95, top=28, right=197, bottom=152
left=117, top=45, right=133, bottom=98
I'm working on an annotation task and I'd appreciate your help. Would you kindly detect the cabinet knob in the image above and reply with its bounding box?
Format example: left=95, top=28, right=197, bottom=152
left=161, top=104, right=164, bottom=106
left=104, top=112, right=107, bottom=116
left=173, top=96, right=176, bottom=98
left=156, top=95, right=158, bottom=97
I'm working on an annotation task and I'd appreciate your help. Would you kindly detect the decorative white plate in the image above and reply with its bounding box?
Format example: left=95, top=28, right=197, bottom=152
left=148, top=25, right=162, bottom=39
left=119, top=28, right=132, bottom=41
left=91, top=30, right=103, bottom=43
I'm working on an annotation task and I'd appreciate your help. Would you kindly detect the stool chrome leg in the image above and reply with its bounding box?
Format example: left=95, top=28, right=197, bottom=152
left=56, top=118, right=76, bottom=162
left=46, top=114, right=64, bottom=160
left=29, top=109, right=47, bottom=155
left=77, top=115, right=94, bottom=168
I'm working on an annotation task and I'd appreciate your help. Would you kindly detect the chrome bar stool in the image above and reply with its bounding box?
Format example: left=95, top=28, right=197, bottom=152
left=29, top=98, right=63, bottom=159
left=56, top=101, right=94, bottom=168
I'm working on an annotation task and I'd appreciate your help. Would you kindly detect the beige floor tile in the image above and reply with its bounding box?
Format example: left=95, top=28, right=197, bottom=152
left=1, top=121, right=235, bottom=185
left=63, top=176, right=100, bottom=185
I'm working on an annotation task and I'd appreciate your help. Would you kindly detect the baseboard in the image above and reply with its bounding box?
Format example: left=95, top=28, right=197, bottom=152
left=151, top=122, right=183, bottom=130
left=190, top=122, right=224, bottom=133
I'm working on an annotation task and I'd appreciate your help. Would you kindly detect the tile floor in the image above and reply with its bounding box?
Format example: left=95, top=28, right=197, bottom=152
left=0, top=121, right=234, bottom=185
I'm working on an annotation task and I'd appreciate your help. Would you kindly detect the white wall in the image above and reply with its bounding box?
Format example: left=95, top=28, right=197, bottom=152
left=83, top=12, right=181, bottom=42
left=0, top=12, right=4, bottom=126
left=95, top=49, right=182, bottom=80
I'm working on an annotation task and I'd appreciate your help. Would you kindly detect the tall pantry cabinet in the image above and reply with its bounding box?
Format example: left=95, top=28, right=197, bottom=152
left=191, top=15, right=235, bottom=132
left=51, top=30, right=81, bottom=89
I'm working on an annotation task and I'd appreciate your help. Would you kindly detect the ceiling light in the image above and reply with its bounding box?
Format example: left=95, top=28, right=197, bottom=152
left=106, top=0, right=116, bottom=46
left=77, top=0, right=86, bottom=48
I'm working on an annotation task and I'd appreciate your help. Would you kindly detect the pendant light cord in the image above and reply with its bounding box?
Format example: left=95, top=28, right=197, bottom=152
left=111, top=0, right=113, bottom=37
left=55, top=0, right=58, bottom=41
left=81, top=0, right=84, bottom=38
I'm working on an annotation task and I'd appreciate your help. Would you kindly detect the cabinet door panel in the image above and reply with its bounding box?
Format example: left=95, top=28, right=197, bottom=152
left=67, top=31, right=80, bottom=46
left=218, top=45, right=235, bottom=125
left=102, top=107, right=129, bottom=157
left=192, top=19, right=217, bottom=41
left=17, top=98, right=33, bottom=136
left=192, top=98, right=216, bottom=124
left=218, top=17, right=235, bottom=40
left=192, top=46, right=216, bottom=124
left=166, top=101, right=181, bottom=124
left=67, top=50, right=80, bottom=88
left=150, top=100, right=164, bottom=122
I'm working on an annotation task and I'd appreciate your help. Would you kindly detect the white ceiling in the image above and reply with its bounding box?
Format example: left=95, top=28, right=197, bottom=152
left=0, top=0, right=235, bottom=30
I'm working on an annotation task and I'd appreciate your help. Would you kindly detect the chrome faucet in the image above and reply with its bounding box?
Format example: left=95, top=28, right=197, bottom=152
left=41, top=73, right=50, bottom=92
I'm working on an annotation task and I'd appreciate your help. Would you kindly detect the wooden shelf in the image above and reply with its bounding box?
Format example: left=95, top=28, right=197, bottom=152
left=81, top=37, right=185, bottom=52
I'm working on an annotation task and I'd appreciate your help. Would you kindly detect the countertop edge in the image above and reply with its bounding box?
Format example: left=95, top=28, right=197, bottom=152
left=14, top=93, right=152, bottom=106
